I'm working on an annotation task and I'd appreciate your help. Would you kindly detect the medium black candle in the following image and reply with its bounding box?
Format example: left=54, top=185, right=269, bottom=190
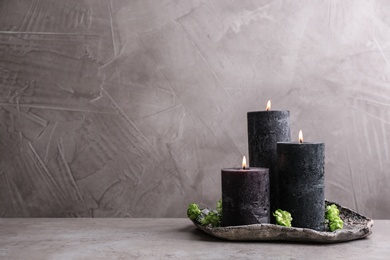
left=221, top=157, right=270, bottom=226
left=247, top=101, right=290, bottom=219
left=277, top=131, right=325, bottom=231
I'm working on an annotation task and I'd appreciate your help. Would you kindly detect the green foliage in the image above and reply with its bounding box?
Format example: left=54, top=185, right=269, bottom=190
left=216, top=199, right=222, bottom=216
left=273, top=209, right=292, bottom=227
left=187, top=203, right=201, bottom=221
left=325, top=204, right=344, bottom=231
left=189, top=202, right=344, bottom=231
left=187, top=199, right=222, bottom=227
left=198, top=209, right=220, bottom=227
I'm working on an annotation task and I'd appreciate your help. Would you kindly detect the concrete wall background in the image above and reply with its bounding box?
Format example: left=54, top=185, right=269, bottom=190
left=1, top=0, right=389, bottom=218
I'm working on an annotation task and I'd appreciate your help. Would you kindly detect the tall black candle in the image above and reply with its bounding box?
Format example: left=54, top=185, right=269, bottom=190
left=277, top=131, right=325, bottom=231
left=247, top=101, right=290, bottom=219
left=221, top=157, right=269, bottom=226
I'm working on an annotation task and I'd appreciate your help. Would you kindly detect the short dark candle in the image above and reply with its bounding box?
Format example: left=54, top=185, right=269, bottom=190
left=221, top=167, right=269, bottom=226
left=247, top=110, right=290, bottom=218
left=277, top=142, right=325, bottom=231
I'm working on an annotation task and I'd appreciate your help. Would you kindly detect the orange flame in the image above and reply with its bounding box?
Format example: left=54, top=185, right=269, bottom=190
left=242, top=156, right=247, bottom=169
left=266, top=100, right=271, bottom=111
left=299, top=130, right=303, bottom=143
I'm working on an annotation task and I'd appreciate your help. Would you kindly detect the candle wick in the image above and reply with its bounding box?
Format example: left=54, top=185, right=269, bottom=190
left=243, top=166, right=246, bottom=170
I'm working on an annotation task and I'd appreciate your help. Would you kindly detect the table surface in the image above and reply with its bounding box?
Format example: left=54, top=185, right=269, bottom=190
left=0, top=218, right=389, bottom=259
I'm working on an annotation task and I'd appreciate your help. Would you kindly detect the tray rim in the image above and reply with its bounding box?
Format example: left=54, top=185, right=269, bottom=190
left=192, top=200, right=374, bottom=243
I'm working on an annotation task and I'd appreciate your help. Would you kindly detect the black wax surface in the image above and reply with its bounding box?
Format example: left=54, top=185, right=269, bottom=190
left=247, top=110, right=290, bottom=219
left=277, top=142, right=325, bottom=231
left=221, top=168, right=269, bottom=227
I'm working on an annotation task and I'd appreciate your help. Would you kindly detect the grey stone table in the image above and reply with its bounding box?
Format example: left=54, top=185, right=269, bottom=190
left=0, top=218, right=389, bottom=259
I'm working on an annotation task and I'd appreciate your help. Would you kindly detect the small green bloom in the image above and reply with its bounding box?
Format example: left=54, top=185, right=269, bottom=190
left=273, top=209, right=292, bottom=227
left=325, top=204, right=344, bottom=231
left=187, top=203, right=201, bottom=221
left=216, top=199, right=222, bottom=216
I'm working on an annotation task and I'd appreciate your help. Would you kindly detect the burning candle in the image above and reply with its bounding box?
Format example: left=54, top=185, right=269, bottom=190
left=221, top=156, right=270, bottom=226
left=247, top=100, right=291, bottom=220
left=277, top=130, right=325, bottom=231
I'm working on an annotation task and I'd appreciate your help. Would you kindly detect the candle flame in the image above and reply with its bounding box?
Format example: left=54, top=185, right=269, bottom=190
left=242, top=156, right=247, bottom=169
left=266, top=100, right=271, bottom=111
left=299, top=130, right=303, bottom=143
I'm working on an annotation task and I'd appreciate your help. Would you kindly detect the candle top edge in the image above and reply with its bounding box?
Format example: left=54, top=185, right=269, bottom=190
left=247, top=110, right=290, bottom=114
left=222, top=167, right=269, bottom=171
left=277, top=142, right=324, bottom=145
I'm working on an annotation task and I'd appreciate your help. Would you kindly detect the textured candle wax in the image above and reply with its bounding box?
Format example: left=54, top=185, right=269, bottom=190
left=277, top=142, right=325, bottom=231
left=247, top=111, right=291, bottom=219
left=221, top=168, right=269, bottom=226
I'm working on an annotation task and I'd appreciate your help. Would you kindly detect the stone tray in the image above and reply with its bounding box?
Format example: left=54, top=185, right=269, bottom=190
left=193, top=201, right=373, bottom=243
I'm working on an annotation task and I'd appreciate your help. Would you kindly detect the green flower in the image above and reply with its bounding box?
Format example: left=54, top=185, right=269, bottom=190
left=273, top=209, right=292, bottom=227
left=325, top=204, right=344, bottom=231
left=187, top=203, right=201, bottom=221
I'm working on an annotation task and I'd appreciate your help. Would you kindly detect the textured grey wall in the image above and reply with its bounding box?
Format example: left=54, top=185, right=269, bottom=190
left=0, top=0, right=389, bottom=218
